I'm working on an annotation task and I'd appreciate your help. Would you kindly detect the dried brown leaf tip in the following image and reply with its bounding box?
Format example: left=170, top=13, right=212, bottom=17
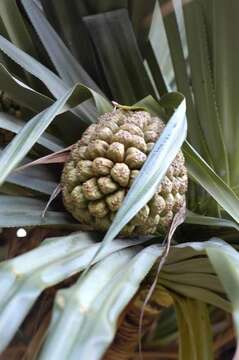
left=61, top=109, right=187, bottom=236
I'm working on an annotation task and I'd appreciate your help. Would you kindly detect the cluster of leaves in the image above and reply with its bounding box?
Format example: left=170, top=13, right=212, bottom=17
left=0, top=0, right=238, bottom=359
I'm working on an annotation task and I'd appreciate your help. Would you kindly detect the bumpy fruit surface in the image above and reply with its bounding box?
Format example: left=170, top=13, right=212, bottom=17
left=61, top=110, right=187, bottom=235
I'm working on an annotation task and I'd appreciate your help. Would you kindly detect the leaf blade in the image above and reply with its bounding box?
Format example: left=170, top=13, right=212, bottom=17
left=0, top=34, right=99, bottom=122
left=0, top=83, right=112, bottom=186
left=83, top=9, right=155, bottom=104
left=184, top=141, right=239, bottom=223
left=22, top=0, right=101, bottom=93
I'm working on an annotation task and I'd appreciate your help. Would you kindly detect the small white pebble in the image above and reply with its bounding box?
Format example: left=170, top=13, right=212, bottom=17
left=16, top=228, right=27, bottom=238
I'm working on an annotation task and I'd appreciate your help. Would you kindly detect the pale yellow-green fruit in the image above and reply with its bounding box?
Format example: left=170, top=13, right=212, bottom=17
left=61, top=109, right=187, bottom=236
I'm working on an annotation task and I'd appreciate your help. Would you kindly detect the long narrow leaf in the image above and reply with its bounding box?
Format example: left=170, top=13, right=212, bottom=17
left=6, top=172, right=57, bottom=196
left=39, top=248, right=140, bottom=360
left=149, top=1, right=175, bottom=90
left=0, top=0, right=39, bottom=87
left=83, top=9, right=155, bottom=104
left=206, top=238, right=239, bottom=354
left=40, top=239, right=232, bottom=360
left=39, top=244, right=161, bottom=360
left=0, top=195, right=70, bottom=227
left=159, top=0, right=207, bottom=157
left=0, top=150, right=59, bottom=195
left=174, top=296, right=213, bottom=360
left=130, top=0, right=155, bottom=51
left=0, top=112, right=64, bottom=152
left=0, top=64, right=53, bottom=113
left=0, top=34, right=99, bottom=121
left=186, top=210, right=239, bottom=231
left=0, top=82, right=112, bottom=185
left=144, top=41, right=168, bottom=97
left=22, top=0, right=101, bottom=93
left=0, top=34, right=71, bottom=99
left=182, top=0, right=229, bottom=183
left=41, top=0, right=101, bottom=84
left=212, top=0, right=239, bottom=189
left=0, top=235, right=146, bottom=352
left=184, top=142, right=239, bottom=223
left=0, top=0, right=37, bottom=57
left=140, top=94, right=239, bottom=223
left=0, top=64, right=93, bottom=144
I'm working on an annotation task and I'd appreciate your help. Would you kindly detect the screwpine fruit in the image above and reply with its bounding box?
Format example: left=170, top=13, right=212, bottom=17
left=61, top=109, right=187, bottom=235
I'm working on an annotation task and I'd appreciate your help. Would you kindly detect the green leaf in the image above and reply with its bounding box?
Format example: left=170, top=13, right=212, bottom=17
left=148, top=1, right=175, bottom=90
left=163, top=257, right=213, bottom=274
left=39, top=244, right=161, bottom=360
left=171, top=0, right=189, bottom=60
left=161, top=272, right=224, bottom=294
left=39, top=248, right=138, bottom=359
left=157, top=238, right=234, bottom=312
left=0, top=0, right=39, bottom=87
left=0, top=64, right=53, bottom=112
left=0, top=90, right=70, bottom=185
left=0, top=33, right=68, bottom=97
left=129, top=0, right=155, bottom=51
left=206, top=239, right=239, bottom=344
left=85, top=0, right=127, bottom=13
left=0, top=64, right=91, bottom=144
left=0, top=234, right=146, bottom=352
left=0, top=112, right=64, bottom=152
left=22, top=0, right=101, bottom=93
left=83, top=9, right=155, bottom=104
left=0, top=149, right=59, bottom=195
left=0, top=82, right=112, bottom=186
left=184, top=141, right=239, bottom=223
left=140, top=93, right=239, bottom=222
left=0, top=237, right=233, bottom=355
left=174, top=296, right=213, bottom=360
left=39, top=239, right=231, bottom=360
left=0, top=0, right=37, bottom=57
left=0, top=209, right=74, bottom=228
left=182, top=0, right=229, bottom=183
left=212, top=0, right=239, bottom=189
left=158, top=0, right=208, bottom=158
left=186, top=210, right=239, bottom=231
left=41, top=0, right=100, bottom=84
left=144, top=41, right=168, bottom=97
left=0, top=34, right=98, bottom=121
left=0, top=195, right=74, bottom=227
left=151, top=307, right=177, bottom=346
left=159, top=276, right=230, bottom=313
left=0, top=15, right=18, bottom=74
left=5, top=172, right=57, bottom=196
left=135, top=94, right=166, bottom=117
left=0, top=195, right=49, bottom=210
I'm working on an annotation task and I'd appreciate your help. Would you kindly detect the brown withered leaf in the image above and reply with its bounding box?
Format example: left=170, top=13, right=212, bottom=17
left=15, top=145, right=73, bottom=172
